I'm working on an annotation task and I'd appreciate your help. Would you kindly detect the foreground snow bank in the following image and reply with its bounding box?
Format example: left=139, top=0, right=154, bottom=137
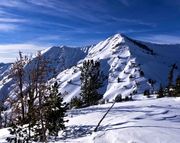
left=63, top=97, right=180, bottom=143
left=1, top=97, right=180, bottom=143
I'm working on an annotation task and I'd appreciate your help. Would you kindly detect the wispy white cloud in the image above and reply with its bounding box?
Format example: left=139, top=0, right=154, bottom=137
left=137, top=34, right=180, bottom=44
left=0, top=2, right=28, bottom=32
left=0, top=0, right=103, bottom=25
left=0, top=0, right=176, bottom=48
left=0, top=1, right=28, bottom=23
left=0, top=24, right=17, bottom=32
left=117, top=0, right=130, bottom=6
left=0, top=0, right=26, bottom=8
left=0, top=18, right=27, bottom=23
left=36, top=35, right=61, bottom=41
left=27, top=0, right=58, bottom=9
left=110, top=17, right=156, bottom=27
left=0, top=43, right=46, bottom=51
left=0, top=0, right=155, bottom=28
left=0, top=43, right=48, bottom=63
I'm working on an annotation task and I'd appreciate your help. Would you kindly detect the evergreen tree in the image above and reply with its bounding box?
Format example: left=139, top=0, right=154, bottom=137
left=157, top=84, right=164, bottom=98
left=168, top=63, right=177, bottom=96
left=70, top=96, right=83, bottom=109
left=0, top=102, right=3, bottom=129
left=115, top=94, right=122, bottom=102
left=7, top=51, right=68, bottom=142
left=175, top=76, right=180, bottom=97
left=0, top=100, right=7, bottom=129
left=80, top=60, right=103, bottom=107
left=45, top=81, right=68, bottom=138
left=7, top=122, right=30, bottom=143
left=117, top=77, right=121, bottom=83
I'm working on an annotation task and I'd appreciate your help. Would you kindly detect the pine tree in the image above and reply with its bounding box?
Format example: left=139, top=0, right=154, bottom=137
left=157, top=84, right=164, bottom=98
left=7, top=122, right=30, bottom=143
left=0, top=102, right=3, bottom=129
left=117, top=77, right=121, bottom=83
left=80, top=60, right=103, bottom=107
left=7, top=51, right=69, bottom=142
left=175, top=76, right=180, bottom=97
left=70, top=96, right=83, bottom=109
left=0, top=97, right=5, bottom=129
left=27, top=52, right=68, bottom=142
left=168, top=63, right=177, bottom=96
left=45, top=81, right=68, bottom=138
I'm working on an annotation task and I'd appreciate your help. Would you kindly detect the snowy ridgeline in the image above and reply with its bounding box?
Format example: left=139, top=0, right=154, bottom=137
left=0, top=33, right=180, bottom=142
left=1, top=97, right=180, bottom=143
left=0, top=33, right=180, bottom=102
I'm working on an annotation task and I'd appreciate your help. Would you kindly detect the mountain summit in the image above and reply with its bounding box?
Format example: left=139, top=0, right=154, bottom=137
left=0, top=34, right=180, bottom=102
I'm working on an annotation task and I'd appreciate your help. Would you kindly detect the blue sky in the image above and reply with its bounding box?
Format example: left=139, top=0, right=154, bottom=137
left=0, top=0, right=180, bottom=62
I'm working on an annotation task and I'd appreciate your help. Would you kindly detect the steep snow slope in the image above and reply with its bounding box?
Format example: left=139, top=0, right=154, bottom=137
left=24, top=45, right=91, bottom=80
left=55, top=34, right=180, bottom=102
left=0, top=63, right=12, bottom=100
left=40, top=45, right=90, bottom=71
left=0, top=63, right=11, bottom=80
left=124, top=36, right=180, bottom=85
left=0, top=46, right=90, bottom=100
left=1, top=97, right=180, bottom=143
left=0, top=33, right=180, bottom=102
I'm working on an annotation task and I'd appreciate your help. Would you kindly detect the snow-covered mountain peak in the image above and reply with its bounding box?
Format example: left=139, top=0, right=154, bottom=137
left=0, top=33, right=180, bottom=102
left=53, top=34, right=180, bottom=102
left=87, top=33, right=126, bottom=60
left=110, top=33, right=124, bottom=40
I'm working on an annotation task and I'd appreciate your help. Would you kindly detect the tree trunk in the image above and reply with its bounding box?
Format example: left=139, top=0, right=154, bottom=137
left=94, top=101, right=116, bottom=132
left=39, top=92, right=47, bottom=143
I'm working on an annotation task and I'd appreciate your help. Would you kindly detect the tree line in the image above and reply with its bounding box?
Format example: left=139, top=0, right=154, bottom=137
left=158, top=63, right=180, bottom=98
left=0, top=52, right=105, bottom=142
left=0, top=52, right=68, bottom=142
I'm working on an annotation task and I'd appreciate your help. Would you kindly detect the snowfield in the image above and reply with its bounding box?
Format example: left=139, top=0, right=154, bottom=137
left=1, top=97, right=180, bottom=143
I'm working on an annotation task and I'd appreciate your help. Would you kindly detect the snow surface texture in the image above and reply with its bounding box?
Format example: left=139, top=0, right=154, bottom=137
left=0, top=34, right=180, bottom=102
left=1, top=97, right=180, bottom=143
